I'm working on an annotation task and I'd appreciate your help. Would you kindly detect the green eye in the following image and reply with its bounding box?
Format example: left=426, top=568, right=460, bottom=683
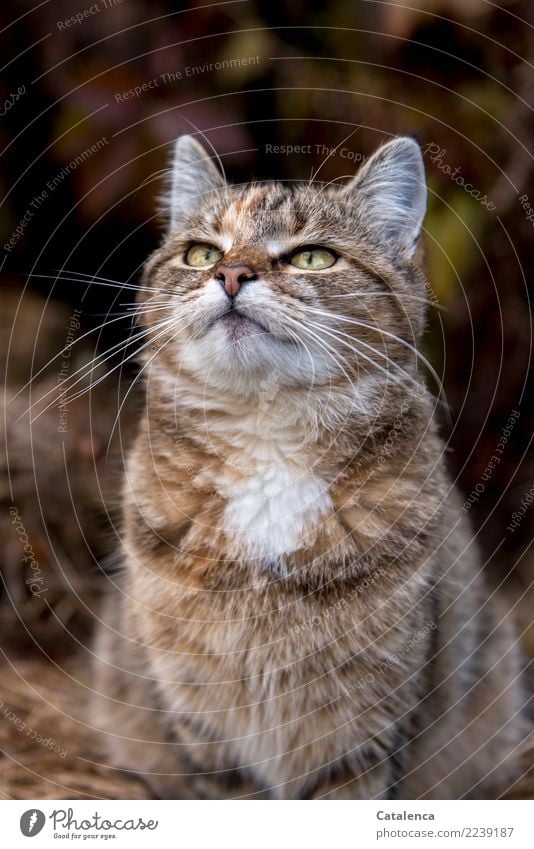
left=290, top=247, right=337, bottom=270
left=185, top=243, right=224, bottom=267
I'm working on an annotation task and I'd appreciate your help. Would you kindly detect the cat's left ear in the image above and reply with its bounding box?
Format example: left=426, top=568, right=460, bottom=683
left=341, top=136, right=427, bottom=259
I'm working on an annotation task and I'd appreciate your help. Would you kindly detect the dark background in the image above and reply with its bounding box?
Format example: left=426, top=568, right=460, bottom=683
left=0, top=0, right=533, bottom=649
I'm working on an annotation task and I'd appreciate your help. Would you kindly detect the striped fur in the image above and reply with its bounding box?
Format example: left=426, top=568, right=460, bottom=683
left=92, top=136, right=525, bottom=799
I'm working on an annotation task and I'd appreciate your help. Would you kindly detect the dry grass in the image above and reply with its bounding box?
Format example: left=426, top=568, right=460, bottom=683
left=0, top=658, right=150, bottom=800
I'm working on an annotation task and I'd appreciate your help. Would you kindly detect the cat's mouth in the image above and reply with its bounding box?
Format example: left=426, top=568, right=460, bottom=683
left=213, top=307, right=269, bottom=337
left=204, top=305, right=298, bottom=350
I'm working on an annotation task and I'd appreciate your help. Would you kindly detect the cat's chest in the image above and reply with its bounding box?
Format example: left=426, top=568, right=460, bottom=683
left=212, top=442, right=333, bottom=560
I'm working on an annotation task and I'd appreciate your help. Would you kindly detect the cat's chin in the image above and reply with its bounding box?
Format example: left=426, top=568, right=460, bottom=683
left=182, top=322, right=284, bottom=377
left=178, top=321, right=328, bottom=392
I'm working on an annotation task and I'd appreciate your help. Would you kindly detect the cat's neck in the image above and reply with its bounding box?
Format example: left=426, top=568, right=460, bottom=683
left=148, top=363, right=371, bottom=465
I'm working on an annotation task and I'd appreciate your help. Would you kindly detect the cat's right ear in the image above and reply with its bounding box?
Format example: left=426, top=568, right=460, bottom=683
left=165, top=135, right=226, bottom=233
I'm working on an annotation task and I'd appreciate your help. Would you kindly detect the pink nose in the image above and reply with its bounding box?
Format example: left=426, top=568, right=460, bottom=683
left=214, top=263, right=257, bottom=297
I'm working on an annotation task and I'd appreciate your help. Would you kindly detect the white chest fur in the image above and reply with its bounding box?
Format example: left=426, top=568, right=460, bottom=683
left=220, top=458, right=332, bottom=560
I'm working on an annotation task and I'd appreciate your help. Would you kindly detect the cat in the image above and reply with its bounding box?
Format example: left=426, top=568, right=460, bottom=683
left=93, top=134, right=525, bottom=799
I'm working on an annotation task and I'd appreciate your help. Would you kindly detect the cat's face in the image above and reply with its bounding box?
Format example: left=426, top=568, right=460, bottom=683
left=140, top=136, right=428, bottom=397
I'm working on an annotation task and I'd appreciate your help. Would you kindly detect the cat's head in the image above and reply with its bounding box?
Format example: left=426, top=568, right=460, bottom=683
left=140, top=134, right=429, bottom=400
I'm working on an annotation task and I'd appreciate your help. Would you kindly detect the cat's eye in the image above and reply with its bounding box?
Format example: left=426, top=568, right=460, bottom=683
left=185, top=243, right=224, bottom=267
left=290, top=247, right=337, bottom=270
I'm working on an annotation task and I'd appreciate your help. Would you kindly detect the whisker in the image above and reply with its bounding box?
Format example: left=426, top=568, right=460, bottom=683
left=292, top=324, right=382, bottom=428
left=284, top=324, right=327, bottom=398
left=52, top=267, right=151, bottom=290
left=299, top=305, right=425, bottom=377
left=9, top=310, right=143, bottom=401
left=20, top=316, right=178, bottom=423
left=29, top=270, right=173, bottom=296
left=63, top=317, right=180, bottom=408
left=300, top=315, right=410, bottom=391
left=121, top=300, right=171, bottom=308
left=283, top=314, right=364, bottom=391
left=332, top=292, right=447, bottom=312
left=105, top=313, right=200, bottom=453
left=301, top=305, right=448, bottom=408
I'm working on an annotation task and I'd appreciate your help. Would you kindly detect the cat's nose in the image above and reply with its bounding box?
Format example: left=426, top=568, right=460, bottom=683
left=214, top=263, right=257, bottom=297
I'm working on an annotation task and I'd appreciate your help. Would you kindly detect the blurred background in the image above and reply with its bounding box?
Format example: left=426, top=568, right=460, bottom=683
left=0, top=0, right=532, bottom=798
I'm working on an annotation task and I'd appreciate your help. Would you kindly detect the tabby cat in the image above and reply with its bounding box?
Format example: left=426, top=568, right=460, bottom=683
left=93, top=134, right=524, bottom=799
